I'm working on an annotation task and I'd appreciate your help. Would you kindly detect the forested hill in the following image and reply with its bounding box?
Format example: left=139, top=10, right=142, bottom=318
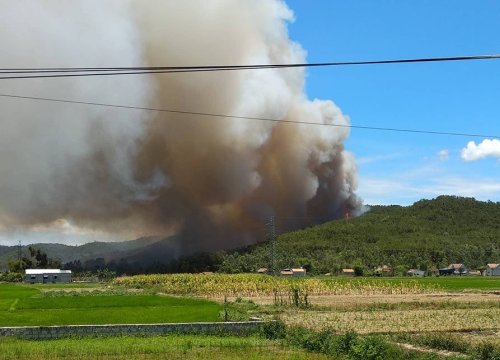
left=219, top=196, right=500, bottom=274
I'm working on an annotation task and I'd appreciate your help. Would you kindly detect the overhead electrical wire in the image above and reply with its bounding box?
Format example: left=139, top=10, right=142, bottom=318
left=0, top=93, right=497, bottom=139
left=0, top=54, right=499, bottom=80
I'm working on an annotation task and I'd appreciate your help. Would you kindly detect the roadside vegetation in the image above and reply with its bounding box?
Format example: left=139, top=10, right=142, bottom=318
left=0, top=327, right=458, bottom=360
left=391, top=332, right=500, bottom=359
left=0, top=334, right=331, bottom=360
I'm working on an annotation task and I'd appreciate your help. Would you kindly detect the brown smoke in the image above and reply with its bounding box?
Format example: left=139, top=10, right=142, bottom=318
left=0, top=0, right=361, bottom=251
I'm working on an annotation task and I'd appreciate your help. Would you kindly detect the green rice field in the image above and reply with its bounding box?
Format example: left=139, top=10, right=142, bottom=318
left=0, top=284, right=222, bottom=326
left=0, top=335, right=329, bottom=360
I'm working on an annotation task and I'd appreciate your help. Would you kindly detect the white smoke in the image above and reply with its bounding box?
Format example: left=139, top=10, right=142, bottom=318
left=0, top=0, right=360, bottom=251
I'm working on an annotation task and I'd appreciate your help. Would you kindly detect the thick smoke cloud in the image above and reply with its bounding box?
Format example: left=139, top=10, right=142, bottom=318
left=0, top=0, right=361, bottom=251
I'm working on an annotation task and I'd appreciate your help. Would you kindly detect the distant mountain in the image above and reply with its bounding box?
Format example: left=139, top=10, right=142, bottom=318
left=107, top=236, right=182, bottom=266
left=0, top=236, right=162, bottom=271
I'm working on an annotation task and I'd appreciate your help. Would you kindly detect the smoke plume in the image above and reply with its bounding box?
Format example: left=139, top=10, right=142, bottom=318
left=0, top=0, right=361, bottom=252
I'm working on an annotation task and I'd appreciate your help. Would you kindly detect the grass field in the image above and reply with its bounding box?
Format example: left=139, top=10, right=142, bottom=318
left=0, top=284, right=222, bottom=326
left=0, top=335, right=330, bottom=360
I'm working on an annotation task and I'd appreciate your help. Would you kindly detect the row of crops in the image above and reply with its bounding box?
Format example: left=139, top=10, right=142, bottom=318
left=113, top=274, right=440, bottom=296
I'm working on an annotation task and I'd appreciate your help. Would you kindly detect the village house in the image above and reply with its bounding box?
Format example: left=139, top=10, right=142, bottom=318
left=280, top=268, right=306, bottom=277
left=374, top=265, right=392, bottom=275
left=484, top=263, right=500, bottom=276
left=439, top=263, right=467, bottom=276
left=256, top=267, right=268, bottom=274
left=407, top=269, right=426, bottom=277
left=341, top=268, right=355, bottom=276
left=25, top=269, right=72, bottom=284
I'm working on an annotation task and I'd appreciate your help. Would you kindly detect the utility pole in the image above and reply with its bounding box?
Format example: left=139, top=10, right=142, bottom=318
left=266, top=216, right=277, bottom=276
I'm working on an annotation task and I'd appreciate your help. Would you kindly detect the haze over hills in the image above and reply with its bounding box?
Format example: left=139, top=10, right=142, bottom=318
left=1, top=196, right=499, bottom=274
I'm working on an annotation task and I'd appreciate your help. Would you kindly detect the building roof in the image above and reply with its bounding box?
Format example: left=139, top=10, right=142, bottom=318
left=280, top=269, right=294, bottom=276
left=256, top=267, right=268, bottom=273
left=25, top=269, right=71, bottom=275
left=448, top=263, right=465, bottom=269
left=439, top=267, right=454, bottom=271
left=342, top=268, right=355, bottom=273
left=291, top=268, right=306, bottom=273
left=487, top=263, right=499, bottom=269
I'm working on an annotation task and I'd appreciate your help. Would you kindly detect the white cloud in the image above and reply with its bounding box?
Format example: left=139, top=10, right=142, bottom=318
left=417, top=177, right=500, bottom=198
left=461, top=139, right=500, bottom=161
left=359, top=174, right=500, bottom=206
left=438, top=149, right=449, bottom=161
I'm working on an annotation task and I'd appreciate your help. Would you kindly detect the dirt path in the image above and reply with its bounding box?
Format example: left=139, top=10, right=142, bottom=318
left=394, top=342, right=467, bottom=357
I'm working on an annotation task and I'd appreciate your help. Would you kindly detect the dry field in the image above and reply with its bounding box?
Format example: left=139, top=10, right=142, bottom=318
left=280, top=307, right=500, bottom=334
left=216, top=292, right=499, bottom=308
left=114, top=274, right=439, bottom=296
left=241, top=292, right=500, bottom=335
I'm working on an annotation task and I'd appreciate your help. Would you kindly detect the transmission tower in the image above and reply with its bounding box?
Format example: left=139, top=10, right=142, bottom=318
left=266, top=216, right=277, bottom=276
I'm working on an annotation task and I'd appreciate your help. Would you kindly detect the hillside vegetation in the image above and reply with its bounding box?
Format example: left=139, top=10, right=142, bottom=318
left=219, top=196, right=500, bottom=274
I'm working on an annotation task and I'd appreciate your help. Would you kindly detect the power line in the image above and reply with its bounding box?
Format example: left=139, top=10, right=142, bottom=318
left=1, top=54, right=499, bottom=72
left=0, top=54, right=499, bottom=80
left=0, top=93, right=498, bottom=139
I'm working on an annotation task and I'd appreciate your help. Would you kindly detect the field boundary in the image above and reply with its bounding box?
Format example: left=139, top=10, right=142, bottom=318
left=0, top=321, right=264, bottom=339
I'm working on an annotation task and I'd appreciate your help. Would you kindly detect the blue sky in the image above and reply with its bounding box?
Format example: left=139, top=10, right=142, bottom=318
left=285, top=0, right=500, bottom=205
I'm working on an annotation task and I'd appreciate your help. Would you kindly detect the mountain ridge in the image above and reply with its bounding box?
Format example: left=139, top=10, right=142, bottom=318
left=1, top=196, right=499, bottom=273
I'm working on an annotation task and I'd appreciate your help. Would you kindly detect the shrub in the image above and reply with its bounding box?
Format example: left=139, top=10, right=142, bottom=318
left=472, top=342, right=500, bottom=360
left=349, top=335, right=389, bottom=360
left=334, top=330, right=359, bottom=355
left=419, top=333, right=468, bottom=353
left=0, top=272, right=23, bottom=282
left=260, top=320, right=286, bottom=340
left=301, top=329, right=336, bottom=354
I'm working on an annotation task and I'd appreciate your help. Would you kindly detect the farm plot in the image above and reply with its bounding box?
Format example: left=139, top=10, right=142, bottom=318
left=0, top=335, right=330, bottom=360
left=113, top=273, right=440, bottom=297
left=280, top=307, right=500, bottom=334
left=0, top=284, right=222, bottom=326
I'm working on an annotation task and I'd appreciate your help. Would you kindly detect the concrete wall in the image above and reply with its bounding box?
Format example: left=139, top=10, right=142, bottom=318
left=0, top=321, right=264, bottom=339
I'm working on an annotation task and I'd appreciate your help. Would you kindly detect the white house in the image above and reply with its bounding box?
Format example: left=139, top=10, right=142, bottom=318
left=484, top=264, right=500, bottom=276
left=25, top=269, right=72, bottom=284
left=407, top=269, right=426, bottom=277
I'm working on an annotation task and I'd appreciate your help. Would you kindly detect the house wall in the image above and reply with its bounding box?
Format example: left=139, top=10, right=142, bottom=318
left=408, top=271, right=425, bottom=277
left=486, top=267, right=500, bottom=276
left=25, top=273, right=72, bottom=284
